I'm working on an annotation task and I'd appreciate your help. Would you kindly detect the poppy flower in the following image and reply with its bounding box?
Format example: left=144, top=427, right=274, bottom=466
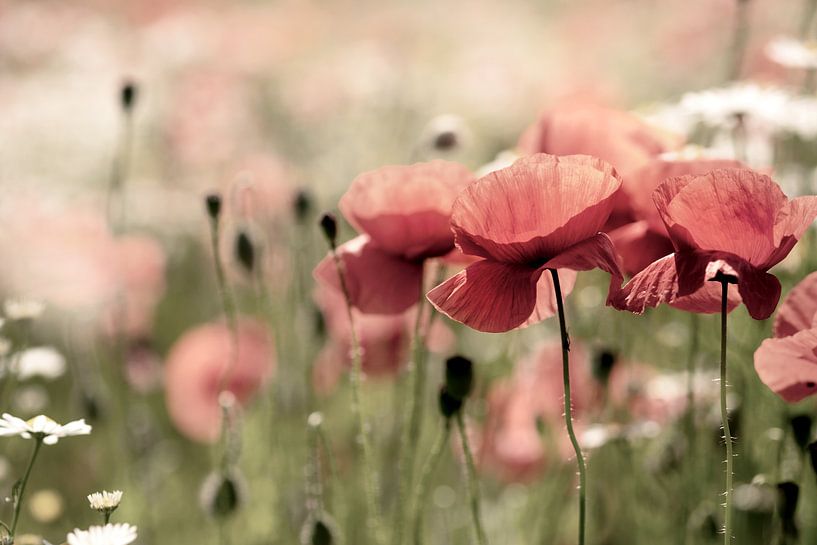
left=427, top=153, right=624, bottom=333
left=612, top=168, right=817, bottom=319
left=608, top=158, right=743, bottom=275
left=164, top=318, right=275, bottom=443
left=754, top=272, right=817, bottom=402
left=517, top=101, right=681, bottom=228
left=313, top=161, right=474, bottom=314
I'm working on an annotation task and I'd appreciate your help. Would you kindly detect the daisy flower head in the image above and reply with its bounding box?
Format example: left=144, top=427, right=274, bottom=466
left=3, top=299, right=45, bottom=321
left=766, top=36, right=817, bottom=70
left=87, top=490, right=123, bottom=513
left=66, top=523, right=137, bottom=545
left=0, top=413, right=91, bottom=445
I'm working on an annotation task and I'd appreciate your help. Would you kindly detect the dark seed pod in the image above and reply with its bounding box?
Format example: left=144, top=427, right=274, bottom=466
left=120, top=79, right=138, bottom=112
left=293, top=189, right=314, bottom=223
left=444, top=355, right=473, bottom=400
left=205, top=193, right=222, bottom=221
left=592, top=349, right=617, bottom=384
left=300, top=513, right=341, bottom=545
left=199, top=469, right=246, bottom=519
left=777, top=481, right=799, bottom=521
left=789, top=414, right=813, bottom=451
left=438, top=387, right=463, bottom=419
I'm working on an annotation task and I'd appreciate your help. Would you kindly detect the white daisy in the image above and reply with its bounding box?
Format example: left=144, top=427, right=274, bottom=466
left=766, top=36, right=817, bottom=70
left=3, top=299, right=45, bottom=321
left=87, top=490, right=123, bottom=512
left=678, top=83, right=791, bottom=129
left=0, top=414, right=91, bottom=445
left=13, top=347, right=66, bottom=381
left=66, top=523, right=137, bottom=545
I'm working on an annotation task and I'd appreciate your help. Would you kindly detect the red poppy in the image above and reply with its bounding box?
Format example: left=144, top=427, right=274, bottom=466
left=313, top=161, right=474, bottom=314
left=517, top=101, right=681, bottom=228
left=609, top=158, right=743, bottom=275
left=427, top=153, right=624, bottom=333
left=754, top=272, right=817, bottom=402
left=164, top=319, right=275, bottom=443
left=612, top=169, right=817, bottom=319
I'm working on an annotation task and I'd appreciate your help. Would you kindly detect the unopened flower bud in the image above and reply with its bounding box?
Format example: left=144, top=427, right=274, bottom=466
left=200, top=469, right=246, bottom=519
left=592, top=350, right=617, bottom=384
left=300, top=514, right=340, bottom=545
left=293, top=189, right=314, bottom=223
left=205, top=194, right=222, bottom=221
left=120, top=80, right=138, bottom=112
left=235, top=230, right=255, bottom=274
left=438, top=387, right=463, bottom=419
left=790, top=414, right=813, bottom=450
left=444, top=356, right=473, bottom=400
left=777, top=481, right=800, bottom=521
left=319, top=213, right=338, bottom=248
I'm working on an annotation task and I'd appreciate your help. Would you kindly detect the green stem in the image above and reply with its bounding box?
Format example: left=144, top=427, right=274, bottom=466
left=719, top=280, right=734, bottom=545
left=411, top=421, right=451, bottom=545
left=104, top=510, right=112, bottom=524
left=455, top=413, right=488, bottom=545
left=395, top=269, right=429, bottom=545
left=684, top=313, right=700, bottom=545
left=329, top=248, right=383, bottom=545
left=549, top=268, right=586, bottom=545
left=207, top=217, right=239, bottom=392
left=726, top=0, right=752, bottom=82
left=10, top=438, right=43, bottom=537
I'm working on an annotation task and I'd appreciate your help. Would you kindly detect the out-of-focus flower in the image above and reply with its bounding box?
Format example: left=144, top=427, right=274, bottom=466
left=4, top=299, right=45, bottom=321
left=87, top=490, right=123, bottom=513
left=613, top=169, right=817, bottom=319
left=767, top=37, right=817, bottom=70
left=477, top=342, right=593, bottom=482
left=13, top=347, right=66, bottom=381
left=678, top=83, right=790, bottom=129
left=29, top=488, right=63, bottom=523
left=66, top=523, right=137, bottom=545
left=755, top=272, right=817, bottom=401
left=12, top=385, right=50, bottom=414
left=428, top=154, right=623, bottom=332
left=0, top=413, right=91, bottom=444
left=314, top=161, right=474, bottom=314
left=164, top=319, right=275, bottom=443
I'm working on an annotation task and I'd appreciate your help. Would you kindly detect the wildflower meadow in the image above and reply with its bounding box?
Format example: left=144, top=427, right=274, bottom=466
left=3, top=1, right=817, bottom=544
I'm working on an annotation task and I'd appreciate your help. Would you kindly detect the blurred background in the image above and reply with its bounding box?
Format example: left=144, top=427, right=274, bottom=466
left=1, top=0, right=817, bottom=544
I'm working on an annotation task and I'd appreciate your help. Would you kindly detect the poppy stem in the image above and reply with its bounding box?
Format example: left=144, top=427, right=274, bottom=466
left=410, top=419, right=452, bottom=545
left=719, top=280, right=734, bottom=545
left=455, top=412, right=488, bottom=545
left=206, top=211, right=239, bottom=393
left=328, top=244, right=384, bottom=545
left=684, top=312, right=701, bottom=544
left=9, top=437, right=43, bottom=538
left=549, top=268, right=586, bottom=545
left=725, top=0, right=752, bottom=82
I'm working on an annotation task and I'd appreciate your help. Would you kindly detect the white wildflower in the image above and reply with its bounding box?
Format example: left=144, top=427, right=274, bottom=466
left=87, top=490, right=123, bottom=512
left=0, top=413, right=91, bottom=445
left=766, top=36, right=817, bottom=70
left=66, top=523, right=137, bottom=545
left=678, top=83, right=791, bottom=129
left=13, top=347, right=66, bottom=381
left=3, top=299, right=45, bottom=321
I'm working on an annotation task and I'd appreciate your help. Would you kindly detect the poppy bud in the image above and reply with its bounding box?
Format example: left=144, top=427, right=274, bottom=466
left=777, top=481, right=799, bottom=521
left=235, top=230, right=255, bottom=273
left=205, top=194, right=222, bottom=221
left=300, top=514, right=340, bottom=545
left=438, top=387, right=463, bottom=419
left=293, top=189, right=314, bottom=223
left=444, top=355, right=473, bottom=400
left=789, top=415, right=813, bottom=451
left=120, top=79, right=138, bottom=112
left=199, top=469, right=246, bottom=519
left=592, top=349, right=617, bottom=384
left=319, top=213, right=338, bottom=248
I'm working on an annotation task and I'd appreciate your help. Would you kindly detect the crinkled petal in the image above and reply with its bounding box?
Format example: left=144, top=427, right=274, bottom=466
left=608, top=221, right=675, bottom=277
left=339, top=161, right=473, bottom=259
left=521, top=269, right=577, bottom=328
left=775, top=272, right=817, bottom=337
left=762, top=195, right=817, bottom=268
left=654, top=169, right=788, bottom=266
left=452, top=154, right=621, bottom=263
left=542, top=233, right=624, bottom=305
left=754, top=328, right=817, bottom=402
left=313, top=235, right=424, bottom=314
left=427, top=260, right=543, bottom=333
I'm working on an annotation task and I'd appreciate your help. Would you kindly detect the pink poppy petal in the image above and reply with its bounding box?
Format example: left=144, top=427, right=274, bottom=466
left=542, top=233, right=624, bottom=305
left=654, top=169, right=787, bottom=266
left=313, top=235, right=423, bottom=314
left=452, top=154, right=622, bottom=263
left=754, top=328, right=817, bottom=402
left=521, top=268, right=577, bottom=327
left=608, top=221, right=675, bottom=277
left=339, top=161, right=473, bottom=259
left=762, top=195, right=817, bottom=268
left=427, top=260, right=542, bottom=333
left=775, top=272, right=817, bottom=338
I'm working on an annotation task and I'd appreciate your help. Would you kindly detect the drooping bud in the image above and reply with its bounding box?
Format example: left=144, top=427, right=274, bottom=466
left=438, top=387, right=463, bottom=419
left=235, top=230, right=255, bottom=274
left=444, top=355, right=473, bottom=400
left=205, top=193, right=222, bottom=221
left=319, top=213, right=338, bottom=248
left=592, top=350, right=617, bottom=384
left=199, top=469, right=246, bottom=519
left=120, top=79, right=138, bottom=112
left=293, top=189, right=314, bottom=223
left=789, top=414, right=813, bottom=451
left=300, top=513, right=340, bottom=545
